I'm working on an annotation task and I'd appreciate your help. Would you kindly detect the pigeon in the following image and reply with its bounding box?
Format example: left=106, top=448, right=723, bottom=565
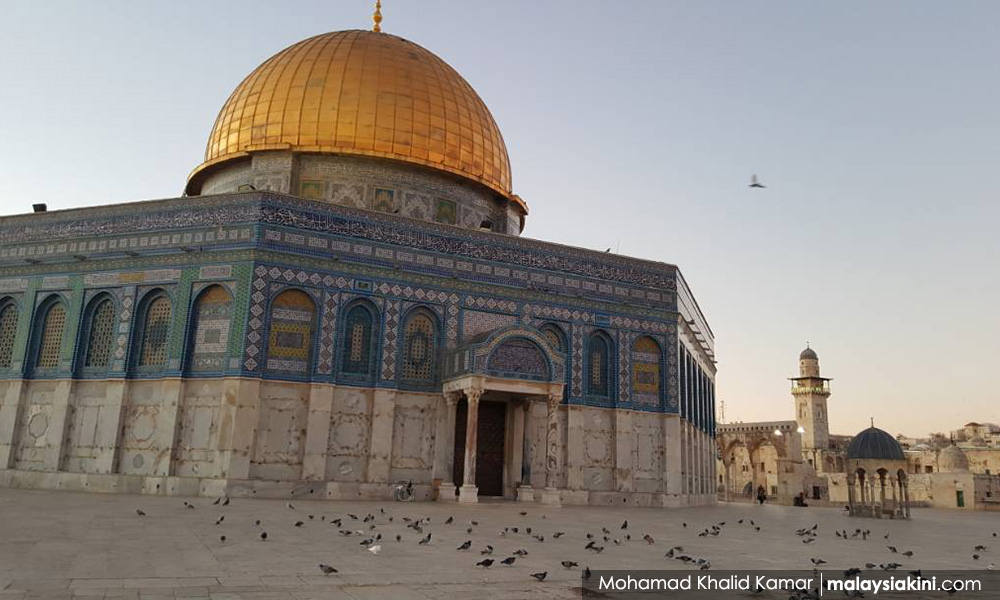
left=886, top=546, right=898, bottom=553
left=514, top=549, right=529, bottom=556
left=530, top=571, right=547, bottom=582
left=222, top=498, right=230, bottom=506
left=286, top=502, right=295, bottom=510
left=254, top=519, right=261, bottom=526
left=419, top=533, right=432, bottom=545
left=884, top=532, right=890, bottom=540
left=561, top=560, right=579, bottom=569
left=902, top=551, right=914, bottom=558
left=183, top=501, right=195, bottom=510
left=584, top=566, right=592, bottom=580
left=215, top=516, right=225, bottom=525
left=643, top=534, right=655, bottom=545
left=533, top=535, right=545, bottom=543
left=457, top=540, right=472, bottom=551
left=445, top=516, right=454, bottom=524
left=395, top=535, right=401, bottom=542
left=621, top=519, right=629, bottom=530
left=553, top=532, right=565, bottom=539
left=501, top=556, right=516, bottom=566
left=865, top=563, right=877, bottom=569
left=519, top=511, right=528, bottom=516
left=219, top=535, right=226, bottom=542
left=526, top=527, right=533, bottom=535
left=260, top=532, right=268, bottom=541
left=470, top=520, right=479, bottom=526
left=319, top=564, right=338, bottom=575
left=749, top=174, right=766, bottom=188
left=476, top=558, right=494, bottom=568
left=212, top=498, right=220, bottom=506
left=368, top=544, right=381, bottom=555
left=480, top=545, right=494, bottom=555
left=466, top=527, right=473, bottom=534
left=974, top=545, right=987, bottom=552
left=973, top=554, right=981, bottom=560
left=802, top=538, right=816, bottom=544
left=294, top=521, right=304, bottom=527
left=811, top=558, right=827, bottom=566
left=135, top=509, right=146, bottom=517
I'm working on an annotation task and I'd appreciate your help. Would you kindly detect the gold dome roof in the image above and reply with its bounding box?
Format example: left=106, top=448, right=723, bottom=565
left=188, top=29, right=522, bottom=209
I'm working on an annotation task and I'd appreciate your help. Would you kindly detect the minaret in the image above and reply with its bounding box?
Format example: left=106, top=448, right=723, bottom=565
left=789, top=345, right=831, bottom=450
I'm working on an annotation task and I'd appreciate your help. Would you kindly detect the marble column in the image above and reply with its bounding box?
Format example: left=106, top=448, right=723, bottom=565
left=457, top=387, right=482, bottom=504
left=903, top=481, right=911, bottom=519
left=846, top=474, right=856, bottom=514
left=540, top=391, right=563, bottom=506
left=517, top=399, right=534, bottom=502
left=889, top=476, right=898, bottom=518
left=436, top=392, right=460, bottom=502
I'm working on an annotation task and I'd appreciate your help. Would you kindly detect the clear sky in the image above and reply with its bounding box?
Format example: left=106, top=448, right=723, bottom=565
left=1, top=1, right=997, bottom=438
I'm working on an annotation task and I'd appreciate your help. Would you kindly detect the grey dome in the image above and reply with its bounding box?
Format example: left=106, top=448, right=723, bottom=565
left=938, top=445, right=969, bottom=472
left=800, top=347, right=818, bottom=360
left=847, top=427, right=905, bottom=460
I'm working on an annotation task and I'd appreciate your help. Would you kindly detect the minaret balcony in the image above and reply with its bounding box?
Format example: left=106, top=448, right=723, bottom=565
left=791, top=383, right=831, bottom=395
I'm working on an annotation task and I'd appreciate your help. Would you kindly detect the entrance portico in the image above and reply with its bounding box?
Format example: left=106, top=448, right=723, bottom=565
left=437, top=375, right=563, bottom=504
left=435, top=325, right=567, bottom=505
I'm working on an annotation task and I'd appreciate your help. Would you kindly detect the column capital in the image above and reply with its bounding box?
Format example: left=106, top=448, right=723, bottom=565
left=465, top=387, right=484, bottom=404
left=546, top=391, right=563, bottom=408
left=444, top=391, right=462, bottom=406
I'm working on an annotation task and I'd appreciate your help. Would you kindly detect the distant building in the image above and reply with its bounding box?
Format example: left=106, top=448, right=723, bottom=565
left=717, top=347, right=1000, bottom=513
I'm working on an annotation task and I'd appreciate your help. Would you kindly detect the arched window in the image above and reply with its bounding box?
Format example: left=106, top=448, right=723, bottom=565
left=631, top=336, right=662, bottom=405
left=585, top=331, right=612, bottom=398
left=339, top=302, right=378, bottom=381
left=265, top=289, right=316, bottom=377
left=541, top=323, right=565, bottom=352
left=136, top=294, right=172, bottom=370
left=187, top=285, right=234, bottom=373
left=34, top=300, right=67, bottom=371
left=81, top=297, right=116, bottom=370
left=401, top=310, right=438, bottom=386
left=0, top=301, right=18, bottom=369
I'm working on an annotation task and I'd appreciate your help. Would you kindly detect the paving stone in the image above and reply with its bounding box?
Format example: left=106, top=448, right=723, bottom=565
left=3, top=488, right=996, bottom=599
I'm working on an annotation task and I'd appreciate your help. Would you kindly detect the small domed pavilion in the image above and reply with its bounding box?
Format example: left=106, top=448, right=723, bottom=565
left=846, top=423, right=910, bottom=519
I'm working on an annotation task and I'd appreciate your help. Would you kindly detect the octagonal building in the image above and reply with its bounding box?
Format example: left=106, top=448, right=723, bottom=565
left=0, top=26, right=716, bottom=507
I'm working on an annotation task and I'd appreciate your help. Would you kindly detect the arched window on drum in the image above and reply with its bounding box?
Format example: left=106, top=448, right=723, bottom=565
left=631, top=336, right=663, bottom=406
left=400, top=309, right=439, bottom=388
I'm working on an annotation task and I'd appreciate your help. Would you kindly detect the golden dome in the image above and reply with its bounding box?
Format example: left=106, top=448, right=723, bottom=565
left=188, top=30, right=522, bottom=209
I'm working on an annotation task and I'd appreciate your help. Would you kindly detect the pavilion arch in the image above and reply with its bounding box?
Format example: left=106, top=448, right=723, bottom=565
left=337, top=297, right=381, bottom=385
left=28, top=293, right=68, bottom=377
left=398, top=305, right=442, bottom=389
left=76, top=292, right=119, bottom=376
left=0, top=296, right=21, bottom=370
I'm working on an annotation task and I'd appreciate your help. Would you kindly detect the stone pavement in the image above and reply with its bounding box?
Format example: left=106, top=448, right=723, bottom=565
left=0, top=488, right=995, bottom=599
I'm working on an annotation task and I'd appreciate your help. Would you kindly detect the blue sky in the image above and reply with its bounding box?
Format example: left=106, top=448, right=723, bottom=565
left=1, top=1, right=997, bottom=436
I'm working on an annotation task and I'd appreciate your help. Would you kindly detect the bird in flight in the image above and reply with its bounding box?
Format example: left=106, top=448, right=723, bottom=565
left=749, top=174, right=766, bottom=188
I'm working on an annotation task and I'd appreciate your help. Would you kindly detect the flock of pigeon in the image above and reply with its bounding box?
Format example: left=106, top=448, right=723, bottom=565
left=133, top=498, right=998, bottom=595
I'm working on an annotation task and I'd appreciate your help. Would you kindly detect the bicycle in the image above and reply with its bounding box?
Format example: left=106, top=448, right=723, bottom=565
left=393, top=479, right=415, bottom=502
